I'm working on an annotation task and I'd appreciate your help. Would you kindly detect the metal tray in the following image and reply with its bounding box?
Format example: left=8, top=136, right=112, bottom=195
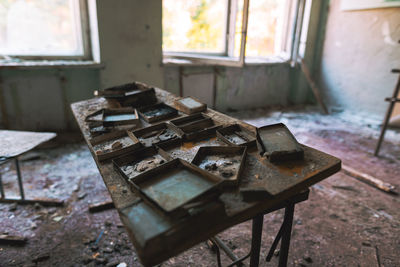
left=256, top=123, right=304, bottom=162
left=94, top=82, right=157, bottom=107
left=217, top=124, right=256, bottom=148
left=129, top=122, right=182, bottom=147
left=169, top=113, right=221, bottom=140
left=89, top=130, right=141, bottom=162
left=174, top=96, right=207, bottom=115
left=156, top=134, right=224, bottom=162
left=113, top=146, right=172, bottom=183
left=138, top=102, right=178, bottom=123
left=191, top=146, right=247, bottom=186
left=102, top=108, right=140, bottom=127
left=129, top=158, right=223, bottom=215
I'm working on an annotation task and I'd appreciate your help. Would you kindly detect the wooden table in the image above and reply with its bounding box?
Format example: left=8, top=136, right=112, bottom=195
left=71, top=87, right=341, bottom=266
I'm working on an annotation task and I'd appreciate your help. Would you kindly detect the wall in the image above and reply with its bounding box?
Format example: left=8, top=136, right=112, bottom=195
left=164, top=63, right=291, bottom=112
left=318, top=0, right=400, bottom=118
left=0, top=68, right=99, bottom=131
left=96, top=0, right=163, bottom=89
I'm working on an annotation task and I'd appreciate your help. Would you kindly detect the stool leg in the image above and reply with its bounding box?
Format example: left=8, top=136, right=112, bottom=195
left=15, top=158, right=25, bottom=200
left=278, top=203, right=295, bottom=267
left=375, top=74, right=400, bottom=156
left=249, top=214, right=264, bottom=267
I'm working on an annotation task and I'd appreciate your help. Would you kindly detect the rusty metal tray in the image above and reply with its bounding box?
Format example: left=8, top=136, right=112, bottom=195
left=89, top=130, right=141, bottom=162
left=129, top=158, right=223, bottom=215
left=169, top=113, right=221, bottom=140
left=217, top=124, right=256, bottom=148
left=129, top=122, right=182, bottom=148
left=113, top=146, right=172, bottom=183
left=94, top=82, right=157, bottom=107
left=174, top=96, right=207, bottom=115
left=102, top=108, right=140, bottom=127
left=138, top=102, right=178, bottom=123
left=156, top=133, right=224, bottom=162
left=191, top=146, right=247, bottom=186
left=256, top=123, right=304, bottom=162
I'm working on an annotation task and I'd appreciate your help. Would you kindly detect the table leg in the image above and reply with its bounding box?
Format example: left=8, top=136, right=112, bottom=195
left=278, top=203, right=295, bottom=267
left=14, top=158, right=25, bottom=200
left=249, top=214, right=264, bottom=267
left=0, top=172, right=5, bottom=199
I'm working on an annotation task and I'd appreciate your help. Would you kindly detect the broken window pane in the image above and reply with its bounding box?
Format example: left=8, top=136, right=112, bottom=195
left=0, top=0, right=83, bottom=56
left=163, top=0, right=228, bottom=54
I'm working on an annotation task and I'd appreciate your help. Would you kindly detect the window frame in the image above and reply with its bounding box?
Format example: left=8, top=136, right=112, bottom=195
left=163, top=0, right=299, bottom=67
left=0, top=0, right=92, bottom=61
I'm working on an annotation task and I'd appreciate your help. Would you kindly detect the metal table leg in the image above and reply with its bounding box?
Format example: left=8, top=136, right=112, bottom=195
left=249, top=214, right=264, bottom=267
left=278, top=203, right=295, bottom=267
left=14, top=158, right=25, bottom=200
left=0, top=172, right=5, bottom=199
left=0, top=157, right=63, bottom=206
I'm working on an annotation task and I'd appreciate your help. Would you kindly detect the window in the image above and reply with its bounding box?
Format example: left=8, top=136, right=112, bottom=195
left=0, top=0, right=91, bottom=60
left=163, top=0, right=298, bottom=66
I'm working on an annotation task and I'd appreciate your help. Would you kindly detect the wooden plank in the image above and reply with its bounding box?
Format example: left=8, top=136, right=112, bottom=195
left=342, top=165, right=397, bottom=194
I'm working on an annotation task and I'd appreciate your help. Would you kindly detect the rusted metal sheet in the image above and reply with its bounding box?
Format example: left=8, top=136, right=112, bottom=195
left=256, top=123, right=304, bottom=162
left=129, top=159, right=223, bottom=217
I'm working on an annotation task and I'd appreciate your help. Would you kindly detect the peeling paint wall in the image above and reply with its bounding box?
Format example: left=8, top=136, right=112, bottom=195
left=0, top=69, right=99, bottom=131
left=164, top=64, right=291, bottom=112
left=318, top=0, right=400, bottom=117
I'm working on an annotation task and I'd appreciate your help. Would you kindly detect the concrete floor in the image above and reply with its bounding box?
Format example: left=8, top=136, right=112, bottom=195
left=0, top=107, right=399, bottom=267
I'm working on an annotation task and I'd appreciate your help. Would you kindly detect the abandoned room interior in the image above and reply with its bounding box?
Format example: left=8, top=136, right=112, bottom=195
left=0, top=0, right=399, bottom=266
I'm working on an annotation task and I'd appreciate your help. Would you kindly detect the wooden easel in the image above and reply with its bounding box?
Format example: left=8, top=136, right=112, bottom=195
left=374, top=68, right=400, bottom=156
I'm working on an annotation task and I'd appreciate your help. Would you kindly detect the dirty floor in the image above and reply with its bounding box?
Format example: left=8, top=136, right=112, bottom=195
left=0, top=107, right=399, bottom=267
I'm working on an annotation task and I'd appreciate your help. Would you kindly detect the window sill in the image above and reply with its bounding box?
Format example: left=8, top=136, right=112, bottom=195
left=0, top=60, right=105, bottom=70
left=163, top=54, right=290, bottom=67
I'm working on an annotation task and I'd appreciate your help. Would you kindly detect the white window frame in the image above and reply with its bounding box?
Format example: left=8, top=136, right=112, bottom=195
left=0, top=0, right=93, bottom=61
left=163, top=0, right=299, bottom=67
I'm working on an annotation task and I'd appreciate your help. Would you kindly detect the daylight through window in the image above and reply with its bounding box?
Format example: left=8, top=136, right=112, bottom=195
left=163, top=0, right=294, bottom=62
left=0, top=0, right=88, bottom=58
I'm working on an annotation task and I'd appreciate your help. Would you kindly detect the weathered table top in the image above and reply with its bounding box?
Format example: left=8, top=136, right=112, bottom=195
left=71, top=87, right=341, bottom=266
left=0, top=130, right=56, bottom=158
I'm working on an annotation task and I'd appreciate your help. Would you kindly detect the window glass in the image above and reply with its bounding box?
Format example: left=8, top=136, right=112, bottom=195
left=245, top=0, right=288, bottom=57
left=163, top=0, right=228, bottom=54
left=0, top=0, right=83, bottom=56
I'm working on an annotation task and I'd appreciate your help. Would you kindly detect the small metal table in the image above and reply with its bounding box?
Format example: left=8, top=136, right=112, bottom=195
left=0, top=130, right=62, bottom=206
left=71, top=87, right=341, bottom=266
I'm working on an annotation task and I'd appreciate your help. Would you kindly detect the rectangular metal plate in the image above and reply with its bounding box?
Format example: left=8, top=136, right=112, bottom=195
left=131, top=159, right=222, bottom=213
left=138, top=103, right=178, bottom=123
left=256, top=123, right=304, bottom=162
left=217, top=124, right=256, bottom=148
